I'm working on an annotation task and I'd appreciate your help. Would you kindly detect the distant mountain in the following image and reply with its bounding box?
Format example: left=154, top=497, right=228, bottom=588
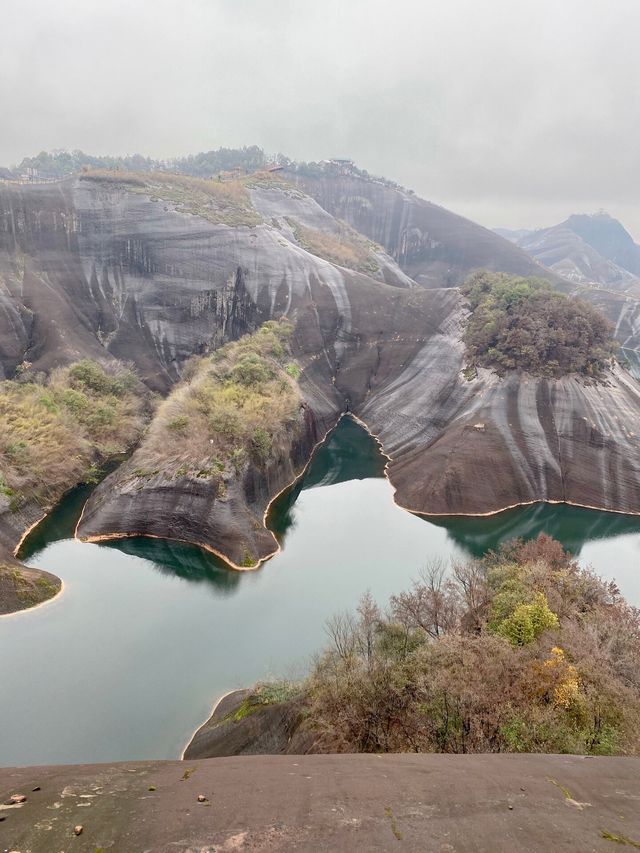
left=493, top=227, right=533, bottom=244
left=494, top=213, right=640, bottom=290
left=566, top=213, right=640, bottom=276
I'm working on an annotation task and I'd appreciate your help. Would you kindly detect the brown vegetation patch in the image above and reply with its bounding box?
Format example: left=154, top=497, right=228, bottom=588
left=287, top=218, right=380, bottom=274
left=285, top=534, right=640, bottom=756
left=0, top=360, right=147, bottom=512
left=81, top=169, right=262, bottom=227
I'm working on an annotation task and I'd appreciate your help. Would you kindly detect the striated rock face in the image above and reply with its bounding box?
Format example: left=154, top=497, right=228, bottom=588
left=365, top=366, right=640, bottom=517
left=3, top=173, right=640, bottom=576
left=285, top=170, right=557, bottom=288
left=77, top=401, right=336, bottom=568
left=0, top=176, right=414, bottom=390
left=75, top=281, right=461, bottom=565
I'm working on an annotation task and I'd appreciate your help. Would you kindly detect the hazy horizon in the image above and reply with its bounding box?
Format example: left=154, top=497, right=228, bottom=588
left=3, top=0, right=639, bottom=237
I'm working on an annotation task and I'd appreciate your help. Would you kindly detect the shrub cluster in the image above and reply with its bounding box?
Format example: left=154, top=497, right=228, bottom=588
left=138, top=320, right=301, bottom=480
left=297, top=534, right=640, bottom=755
left=461, top=272, right=617, bottom=377
left=0, top=360, right=146, bottom=510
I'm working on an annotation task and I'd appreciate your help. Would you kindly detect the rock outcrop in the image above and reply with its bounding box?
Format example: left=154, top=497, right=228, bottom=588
left=367, top=366, right=640, bottom=518
left=184, top=689, right=312, bottom=759
left=498, top=221, right=640, bottom=290
left=3, top=172, right=640, bottom=581
left=77, top=398, right=335, bottom=569
left=286, top=167, right=558, bottom=287
left=3, top=753, right=639, bottom=853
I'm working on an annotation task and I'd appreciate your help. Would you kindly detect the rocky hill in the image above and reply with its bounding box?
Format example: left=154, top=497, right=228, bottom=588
left=496, top=214, right=640, bottom=375
left=497, top=213, right=640, bottom=290
left=287, top=165, right=555, bottom=288
left=2, top=167, right=640, bottom=609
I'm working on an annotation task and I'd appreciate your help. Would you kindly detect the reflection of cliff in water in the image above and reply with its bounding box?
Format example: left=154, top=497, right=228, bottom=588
left=20, top=413, right=640, bottom=593
left=102, top=537, right=242, bottom=595
left=429, top=501, right=640, bottom=558
left=268, top=416, right=386, bottom=542
left=18, top=483, right=94, bottom=560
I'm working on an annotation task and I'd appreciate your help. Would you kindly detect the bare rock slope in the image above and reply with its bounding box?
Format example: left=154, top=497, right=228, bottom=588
left=2, top=172, right=640, bottom=579
left=1, top=754, right=639, bottom=853
left=287, top=167, right=556, bottom=288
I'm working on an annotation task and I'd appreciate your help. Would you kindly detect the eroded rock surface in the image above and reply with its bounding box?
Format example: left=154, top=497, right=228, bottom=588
left=77, top=399, right=335, bottom=568
left=369, top=367, right=640, bottom=517
left=3, top=174, right=640, bottom=576
left=1, top=754, right=639, bottom=853
left=286, top=169, right=557, bottom=287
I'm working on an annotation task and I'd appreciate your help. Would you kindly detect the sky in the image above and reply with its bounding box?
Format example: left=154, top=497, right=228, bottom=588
left=2, top=0, right=639, bottom=236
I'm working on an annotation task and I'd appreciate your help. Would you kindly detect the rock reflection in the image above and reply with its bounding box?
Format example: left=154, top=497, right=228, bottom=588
left=429, top=501, right=640, bottom=558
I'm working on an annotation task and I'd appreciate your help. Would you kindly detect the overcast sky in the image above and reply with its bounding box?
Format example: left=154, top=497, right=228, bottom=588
left=3, top=0, right=639, bottom=236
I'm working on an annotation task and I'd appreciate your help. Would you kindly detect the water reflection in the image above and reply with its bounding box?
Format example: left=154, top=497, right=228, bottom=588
left=268, top=415, right=386, bottom=542
left=102, top=537, right=242, bottom=594
left=20, top=416, right=386, bottom=593
left=20, top=415, right=640, bottom=589
left=7, top=413, right=640, bottom=767
left=430, top=501, right=640, bottom=558
left=18, top=482, right=93, bottom=558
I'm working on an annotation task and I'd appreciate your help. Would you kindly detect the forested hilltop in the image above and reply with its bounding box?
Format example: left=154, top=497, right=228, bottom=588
left=5, top=145, right=402, bottom=189
left=461, top=272, right=617, bottom=378
left=187, top=534, right=640, bottom=758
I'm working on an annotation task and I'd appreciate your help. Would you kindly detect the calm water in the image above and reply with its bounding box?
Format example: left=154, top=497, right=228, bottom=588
left=1, top=417, right=639, bottom=766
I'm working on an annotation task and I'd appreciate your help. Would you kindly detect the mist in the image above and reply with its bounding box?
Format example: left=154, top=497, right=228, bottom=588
left=2, top=0, right=639, bottom=235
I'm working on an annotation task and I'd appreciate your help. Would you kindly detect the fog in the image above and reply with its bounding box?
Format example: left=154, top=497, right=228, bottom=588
left=2, top=0, right=639, bottom=235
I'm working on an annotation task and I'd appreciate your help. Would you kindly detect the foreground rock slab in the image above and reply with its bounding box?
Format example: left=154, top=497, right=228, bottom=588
left=1, top=754, right=639, bottom=852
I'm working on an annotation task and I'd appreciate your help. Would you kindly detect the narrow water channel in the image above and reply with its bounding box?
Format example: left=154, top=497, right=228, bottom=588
left=1, top=417, right=639, bottom=767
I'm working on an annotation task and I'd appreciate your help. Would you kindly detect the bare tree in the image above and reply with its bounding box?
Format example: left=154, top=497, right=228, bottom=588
left=452, top=559, right=489, bottom=633
left=357, top=590, right=381, bottom=670
left=325, top=611, right=357, bottom=662
left=390, top=558, right=460, bottom=638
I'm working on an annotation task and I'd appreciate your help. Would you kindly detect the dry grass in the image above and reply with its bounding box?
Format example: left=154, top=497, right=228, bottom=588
left=0, top=565, right=58, bottom=609
left=288, top=218, right=380, bottom=275
left=0, top=360, right=147, bottom=510
left=81, top=169, right=262, bottom=227
left=135, top=320, right=300, bottom=479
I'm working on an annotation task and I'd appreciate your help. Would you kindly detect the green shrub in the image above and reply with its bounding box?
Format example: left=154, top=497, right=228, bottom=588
left=231, top=447, right=247, bottom=473
left=136, top=320, right=299, bottom=480
left=494, top=592, right=559, bottom=646
left=461, top=272, right=617, bottom=377
left=251, top=427, right=272, bottom=464
left=167, top=415, right=190, bottom=432
left=0, top=360, right=146, bottom=510
left=58, top=388, right=92, bottom=418
left=229, top=353, right=274, bottom=386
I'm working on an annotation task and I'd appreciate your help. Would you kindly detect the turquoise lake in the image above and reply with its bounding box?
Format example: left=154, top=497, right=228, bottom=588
left=1, top=417, right=639, bottom=766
